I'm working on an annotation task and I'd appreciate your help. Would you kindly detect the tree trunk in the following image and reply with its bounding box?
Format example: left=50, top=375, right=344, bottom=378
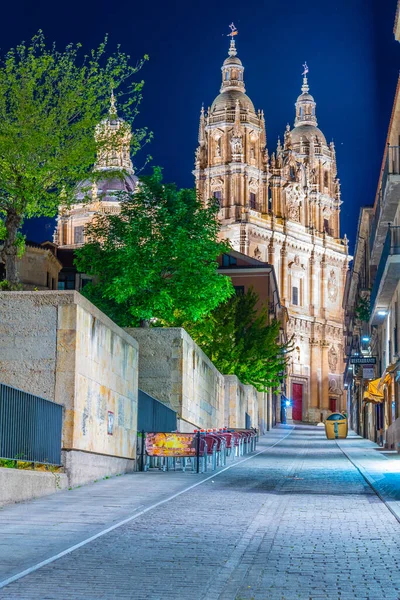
left=139, top=319, right=150, bottom=328
left=1, top=210, right=22, bottom=286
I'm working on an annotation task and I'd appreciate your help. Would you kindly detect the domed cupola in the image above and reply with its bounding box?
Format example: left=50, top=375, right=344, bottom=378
left=220, top=39, right=245, bottom=94
left=295, top=66, right=317, bottom=127
left=94, top=91, right=134, bottom=174
left=290, top=65, right=327, bottom=147
left=211, top=37, right=255, bottom=114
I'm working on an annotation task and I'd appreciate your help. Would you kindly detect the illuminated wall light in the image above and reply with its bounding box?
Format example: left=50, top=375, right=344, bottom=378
left=377, top=310, right=387, bottom=316
left=362, top=336, right=370, bottom=342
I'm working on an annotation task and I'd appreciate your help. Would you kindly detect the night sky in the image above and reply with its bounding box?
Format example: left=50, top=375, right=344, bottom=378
left=1, top=0, right=399, bottom=251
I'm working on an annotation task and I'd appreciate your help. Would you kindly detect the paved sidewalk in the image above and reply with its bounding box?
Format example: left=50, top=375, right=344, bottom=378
left=0, top=426, right=291, bottom=586
left=0, top=425, right=399, bottom=600
left=336, top=431, right=400, bottom=522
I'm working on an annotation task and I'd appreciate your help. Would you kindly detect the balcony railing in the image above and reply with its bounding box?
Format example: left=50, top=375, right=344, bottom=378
left=370, top=225, right=400, bottom=312
left=370, top=146, right=400, bottom=253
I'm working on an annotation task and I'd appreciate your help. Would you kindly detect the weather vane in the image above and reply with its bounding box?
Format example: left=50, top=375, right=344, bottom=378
left=228, top=23, right=238, bottom=37
left=302, top=62, right=309, bottom=76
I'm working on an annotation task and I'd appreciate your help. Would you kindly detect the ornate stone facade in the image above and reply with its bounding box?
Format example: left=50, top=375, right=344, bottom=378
left=54, top=93, right=137, bottom=248
left=194, top=40, right=351, bottom=422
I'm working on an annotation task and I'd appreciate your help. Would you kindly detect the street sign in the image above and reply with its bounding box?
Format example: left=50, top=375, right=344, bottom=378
left=363, top=367, right=375, bottom=379
left=350, top=356, right=376, bottom=365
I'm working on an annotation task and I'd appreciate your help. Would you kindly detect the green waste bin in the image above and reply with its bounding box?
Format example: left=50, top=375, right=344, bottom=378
left=325, top=413, right=348, bottom=439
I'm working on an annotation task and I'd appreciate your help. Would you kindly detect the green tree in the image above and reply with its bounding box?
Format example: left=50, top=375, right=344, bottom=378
left=354, top=296, right=370, bottom=323
left=75, top=169, right=234, bottom=326
left=184, top=288, right=292, bottom=391
left=0, top=31, right=149, bottom=285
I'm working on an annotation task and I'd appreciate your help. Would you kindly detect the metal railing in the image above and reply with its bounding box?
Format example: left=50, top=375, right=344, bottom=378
left=370, top=146, right=400, bottom=251
left=137, top=390, right=177, bottom=433
left=0, top=383, right=63, bottom=465
left=370, top=225, right=400, bottom=312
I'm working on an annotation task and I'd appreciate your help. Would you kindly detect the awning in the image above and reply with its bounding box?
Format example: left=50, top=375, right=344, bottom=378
left=363, top=378, right=385, bottom=404
left=363, top=364, right=396, bottom=403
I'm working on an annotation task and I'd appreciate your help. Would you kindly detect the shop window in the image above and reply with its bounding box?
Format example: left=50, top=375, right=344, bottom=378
left=58, top=272, right=76, bottom=290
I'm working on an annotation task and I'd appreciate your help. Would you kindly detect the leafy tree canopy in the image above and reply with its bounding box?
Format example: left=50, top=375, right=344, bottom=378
left=75, top=169, right=234, bottom=326
left=0, top=31, right=150, bottom=284
left=183, top=288, right=292, bottom=392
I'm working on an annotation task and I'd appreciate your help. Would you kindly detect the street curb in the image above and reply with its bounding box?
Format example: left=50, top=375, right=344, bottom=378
left=335, top=440, right=400, bottom=526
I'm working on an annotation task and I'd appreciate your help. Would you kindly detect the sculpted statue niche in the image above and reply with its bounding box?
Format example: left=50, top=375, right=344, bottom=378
left=328, top=346, right=338, bottom=373
left=230, top=135, right=243, bottom=157
left=285, top=182, right=304, bottom=222
left=328, top=269, right=338, bottom=302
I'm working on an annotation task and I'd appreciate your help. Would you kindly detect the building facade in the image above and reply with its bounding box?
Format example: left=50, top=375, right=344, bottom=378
left=217, top=249, right=289, bottom=430
left=343, top=1, right=400, bottom=448
left=194, top=39, right=351, bottom=422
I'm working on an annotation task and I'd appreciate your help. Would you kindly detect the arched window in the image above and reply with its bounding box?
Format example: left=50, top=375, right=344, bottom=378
left=324, top=171, right=329, bottom=188
left=225, top=71, right=229, bottom=81
left=249, top=192, right=256, bottom=210
left=213, top=190, right=222, bottom=207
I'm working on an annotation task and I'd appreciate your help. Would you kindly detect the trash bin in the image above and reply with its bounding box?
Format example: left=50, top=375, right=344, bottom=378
left=325, top=413, right=348, bottom=439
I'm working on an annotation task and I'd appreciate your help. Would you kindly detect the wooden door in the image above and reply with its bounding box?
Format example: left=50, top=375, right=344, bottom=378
left=292, top=383, right=303, bottom=421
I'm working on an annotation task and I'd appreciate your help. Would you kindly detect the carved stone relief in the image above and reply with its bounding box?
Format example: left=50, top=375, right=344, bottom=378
left=328, top=346, right=338, bottom=373
left=328, top=269, right=338, bottom=302
left=285, top=183, right=304, bottom=223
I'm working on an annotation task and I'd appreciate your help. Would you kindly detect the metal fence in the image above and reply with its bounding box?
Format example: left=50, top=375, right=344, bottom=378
left=137, top=389, right=177, bottom=433
left=0, top=383, right=63, bottom=465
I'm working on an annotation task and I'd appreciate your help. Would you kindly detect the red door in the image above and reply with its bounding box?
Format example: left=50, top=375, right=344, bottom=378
left=292, top=383, right=303, bottom=421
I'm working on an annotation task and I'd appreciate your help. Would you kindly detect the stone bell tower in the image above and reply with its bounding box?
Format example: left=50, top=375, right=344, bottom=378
left=194, top=37, right=269, bottom=239
left=195, top=46, right=351, bottom=423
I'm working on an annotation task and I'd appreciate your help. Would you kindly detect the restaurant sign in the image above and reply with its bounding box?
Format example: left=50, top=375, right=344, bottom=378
left=350, top=357, right=376, bottom=365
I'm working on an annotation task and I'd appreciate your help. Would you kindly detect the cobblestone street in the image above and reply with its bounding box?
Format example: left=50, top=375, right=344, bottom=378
left=1, top=426, right=399, bottom=600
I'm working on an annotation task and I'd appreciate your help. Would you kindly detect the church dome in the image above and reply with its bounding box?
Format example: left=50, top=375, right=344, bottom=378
left=75, top=173, right=138, bottom=203
left=223, top=55, right=242, bottom=67
left=211, top=38, right=256, bottom=114
left=291, top=124, right=327, bottom=146
left=211, top=89, right=255, bottom=113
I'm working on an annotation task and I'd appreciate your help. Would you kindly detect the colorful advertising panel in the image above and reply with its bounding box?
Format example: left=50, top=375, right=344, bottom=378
left=145, top=433, right=197, bottom=457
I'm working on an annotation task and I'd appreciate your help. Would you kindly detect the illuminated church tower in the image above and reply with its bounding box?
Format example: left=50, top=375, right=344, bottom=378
left=194, top=37, right=269, bottom=227
left=194, top=42, right=351, bottom=423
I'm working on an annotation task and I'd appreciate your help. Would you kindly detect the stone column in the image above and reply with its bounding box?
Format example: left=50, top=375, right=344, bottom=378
left=320, top=257, right=326, bottom=320
left=321, top=341, right=330, bottom=410
left=268, top=238, right=275, bottom=268
left=280, top=244, right=287, bottom=304
left=309, top=253, right=314, bottom=316
left=310, top=340, right=319, bottom=409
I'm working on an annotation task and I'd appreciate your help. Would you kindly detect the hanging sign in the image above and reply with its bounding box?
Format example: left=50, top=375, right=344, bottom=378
left=350, top=357, right=376, bottom=365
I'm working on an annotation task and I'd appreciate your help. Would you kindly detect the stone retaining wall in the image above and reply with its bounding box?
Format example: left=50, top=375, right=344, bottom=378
left=0, top=291, right=139, bottom=487
left=126, top=327, right=258, bottom=431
